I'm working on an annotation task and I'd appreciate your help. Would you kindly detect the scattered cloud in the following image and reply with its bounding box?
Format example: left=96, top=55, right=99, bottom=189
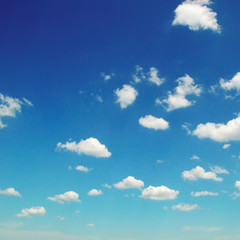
left=96, top=95, right=103, bottom=103
left=16, top=207, right=46, bottom=218
left=114, top=84, right=138, bottom=109
left=87, top=189, right=103, bottom=196
left=57, top=137, right=111, bottom=158
left=48, top=191, right=81, bottom=204
left=223, top=144, right=231, bottom=149
left=182, top=166, right=223, bottom=181
left=140, top=185, right=179, bottom=200
left=182, top=123, right=192, bottom=135
left=132, top=65, right=146, bottom=83
left=102, top=184, right=112, bottom=189
left=172, top=203, right=199, bottom=211
left=191, top=191, right=219, bottom=197
left=139, top=115, right=169, bottom=130
left=56, top=216, right=66, bottom=221
left=0, top=188, right=21, bottom=197
left=190, top=155, right=200, bottom=160
left=172, top=0, right=221, bottom=32
left=101, top=72, right=115, bottom=81
left=220, top=72, right=240, bottom=92
left=156, top=75, right=201, bottom=111
left=75, top=165, right=91, bottom=172
left=114, top=176, right=144, bottom=190
left=148, top=67, right=165, bottom=86
left=210, top=166, right=229, bottom=175
left=184, top=226, right=221, bottom=232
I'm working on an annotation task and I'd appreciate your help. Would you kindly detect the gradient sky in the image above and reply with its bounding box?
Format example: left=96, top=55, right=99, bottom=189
left=1, top=0, right=240, bottom=240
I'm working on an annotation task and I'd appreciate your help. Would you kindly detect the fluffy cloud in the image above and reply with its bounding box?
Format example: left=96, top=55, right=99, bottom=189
left=191, top=191, right=219, bottom=197
left=193, top=114, right=240, bottom=142
left=0, top=93, right=33, bottom=129
left=220, top=72, right=240, bottom=91
left=0, top=188, right=21, bottom=197
left=114, top=84, right=138, bottom=109
left=182, top=166, right=223, bottom=181
left=87, top=189, right=103, bottom=196
left=140, top=185, right=179, bottom=200
left=75, top=165, right=91, bottom=172
left=139, top=115, right=169, bottom=130
left=114, top=176, right=144, bottom=190
left=48, top=191, right=80, bottom=204
left=235, top=181, right=240, bottom=191
left=57, top=137, right=111, bottom=158
left=16, top=206, right=46, bottom=218
left=172, top=0, right=220, bottom=32
left=156, top=75, right=201, bottom=111
left=210, top=166, right=229, bottom=175
left=172, top=203, right=199, bottom=211
left=148, top=67, right=165, bottom=86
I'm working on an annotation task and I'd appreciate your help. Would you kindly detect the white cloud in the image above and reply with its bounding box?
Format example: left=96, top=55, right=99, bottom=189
left=193, top=114, right=240, bottom=142
left=191, top=191, right=219, bottom=197
left=75, top=165, right=91, bottom=172
left=156, top=75, right=201, bottom=111
left=210, top=166, right=229, bottom=175
left=87, top=189, right=103, bottom=196
left=156, top=160, right=164, bottom=164
left=172, top=0, right=220, bottom=32
left=139, top=115, right=169, bottom=130
left=220, top=73, right=240, bottom=92
left=182, top=166, right=223, bottom=181
left=96, top=95, right=103, bottom=103
left=114, top=84, right=138, bottom=109
left=114, top=176, right=144, bottom=190
left=48, top=191, right=80, bottom=204
left=102, top=183, right=112, bottom=189
left=0, top=188, right=21, bottom=197
left=223, top=144, right=231, bottom=149
left=235, top=181, right=240, bottom=191
left=140, top=185, right=179, bottom=200
left=57, top=137, right=111, bottom=158
left=0, top=93, right=33, bottom=129
left=101, top=72, right=115, bottom=81
left=148, top=67, right=165, bottom=86
left=190, top=155, right=200, bottom=160
left=16, top=207, right=46, bottom=218
left=87, top=224, right=95, bottom=227
left=172, top=203, right=199, bottom=211
left=132, top=65, right=146, bottom=83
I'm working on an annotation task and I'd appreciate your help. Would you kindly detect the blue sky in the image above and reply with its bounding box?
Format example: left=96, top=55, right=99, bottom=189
left=1, top=0, right=240, bottom=239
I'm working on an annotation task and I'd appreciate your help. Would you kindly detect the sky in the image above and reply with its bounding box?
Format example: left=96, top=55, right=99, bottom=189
left=0, top=0, right=240, bottom=239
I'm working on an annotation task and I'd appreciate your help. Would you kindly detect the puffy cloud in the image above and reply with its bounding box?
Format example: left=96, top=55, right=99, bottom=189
left=16, top=206, right=46, bottom=218
left=57, top=137, right=111, bottom=158
left=235, top=181, right=240, bottom=191
left=172, top=0, right=220, bottom=32
left=0, top=93, right=33, bottom=129
left=172, top=203, right=199, bottom=211
left=210, top=166, right=229, bottom=175
left=191, top=191, right=219, bottom=197
left=223, top=144, right=231, bottom=149
left=220, top=72, right=240, bottom=91
left=114, top=176, right=144, bottom=190
left=87, top=189, right=103, bottom=196
left=140, top=185, right=179, bottom=200
left=182, top=166, right=223, bottom=181
left=139, top=115, right=169, bottom=130
left=190, top=155, right=200, bottom=160
left=0, top=188, right=21, bottom=197
left=156, top=75, right=201, bottom=111
left=114, top=84, right=138, bottom=109
left=48, top=191, right=80, bottom=204
left=75, top=165, right=91, bottom=172
left=148, top=67, right=165, bottom=86
left=193, top=114, right=240, bottom=142
left=100, top=72, right=115, bottom=81
left=132, top=65, right=146, bottom=83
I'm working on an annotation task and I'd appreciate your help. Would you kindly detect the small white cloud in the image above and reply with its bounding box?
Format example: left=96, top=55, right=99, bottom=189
left=88, top=189, right=103, bottom=196
left=182, top=123, right=192, bottom=135
left=235, top=181, right=240, bottom=191
left=101, top=72, right=115, bottom=81
left=102, top=183, right=112, bottom=189
left=182, top=166, right=223, bottom=181
left=172, top=0, right=221, bottom=32
left=140, top=185, right=179, bottom=200
left=172, top=203, right=199, bottom=211
left=190, top=155, right=200, bottom=160
left=16, top=207, right=46, bottom=218
left=223, top=144, right=231, bottom=149
left=96, top=95, right=103, bottom=103
left=87, top=223, right=95, bottom=227
left=156, top=160, right=164, bottom=164
left=56, top=216, right=66, bottom=221
left=191, top=191, right=219, bottom=197
left=193, top=114, right=240, bottom=142
left=57, top=137, right=111, bottom=158
left=132, top=65, right=146, bottom=83
left=139, top=115, right=169, bottom=130
left=156, top=75, right=201, bottom=111
left=0, top=188, right=21, bottom=197
left=48, top=191, right=81, bottom=204
left=114, top=84, right=138, bottom=109
left=148, top=67, right=165, bottom=86
left=75, top=210, right=80, bottom=214
left=114, top=176, right=144, bottom=190
left=220, top=73, right=240, bottom=92
left=210, top=166, right=229, bottom=175
left=75, top=165, right=91, bottom=172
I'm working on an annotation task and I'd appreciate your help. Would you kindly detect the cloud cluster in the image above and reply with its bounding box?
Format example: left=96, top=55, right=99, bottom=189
left=139, top=115, right=169, bottom=130
left=88, top=189, right=103, bottom=196
left=16, top=206, right=46, bottom=218
left=0, top=188, right=21, bottom=197
left=156, top=75, right=201, bottom=111
left=172, top=0, right=220, bottom=32
left=48, top=191, right=80, bottom=204
left=191, top=191, right=218, bottom=197
left=114, top=176, right=144, bottom=190
left=172, top=203, right=199, bottom=211
left=57, top=137, right=111, bottom=158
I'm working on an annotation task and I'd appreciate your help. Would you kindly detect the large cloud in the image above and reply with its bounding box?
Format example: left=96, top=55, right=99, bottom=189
left=57, top=137, right=111, bottom=158
left=139, top=115, right=169, bottom=130
left=48, top=191, right=81, bottom=204
left=220, top=72, right=240, bottom=91
left=0, top=188, right=21, bottom=197
left=193, top=114, right=240, bottom=142
left=114, top=84, right=138, bottom=109
left=140, top=185, right=179, bottom=200
left=156, top=75, right=201, bottom=111
left=172, top=203, right=199, bottom=211
left=172, top=0, right=220, bottom=32
left=16, top=206, right=46, bottom=218
left=182, top=166, right=223, bottom=181
left=113, top=176, right=144, bottom=190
